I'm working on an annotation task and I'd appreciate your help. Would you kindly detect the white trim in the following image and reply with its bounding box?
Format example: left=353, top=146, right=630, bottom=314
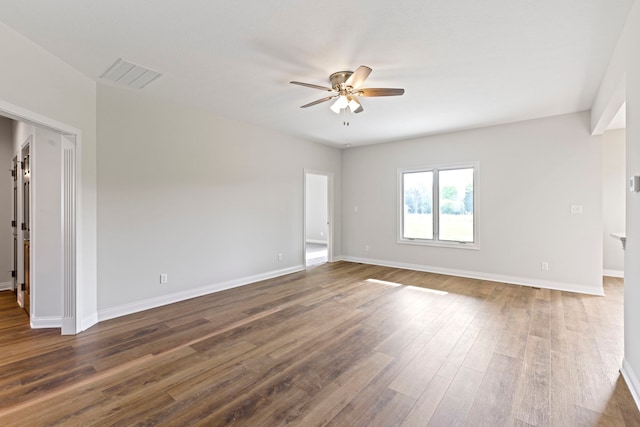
left=31, top=316, right=61, bottom=329
left=0, top=100, right=81, bottom=136
left=602, top=269, right=624, bottom=279
left=340, top=256, right=605, bottom=296
left=82, top=312, right=98, bottom=331
left=0, top=282, right=12, bottom=291
left=98, top=265, right=304, bottom=322
left=306, top=239, right=328, bottom=245
left=622, top=358, right=640, bottom=411
left=603, top=269, right=624, bottom=278
left=398, top=239, right=480, bottom=250
left=29, top=136, right=35, bottom=323
left=15, top=137, right=29, bottom=312
left=11, top=155, right=18, bottom=293
left=61, top=136, right=77, bottom=335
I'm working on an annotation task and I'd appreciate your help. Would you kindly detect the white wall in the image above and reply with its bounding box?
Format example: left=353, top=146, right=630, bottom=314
left=97, top=84, right=341, bottom=316
left=593, top=0, right=640, bottom=408
left=602, top=129, right=626, bottom=275
left=12, top=121, right=34, bottom=156
left=305, top=173, right=328, bottom=243
left=0, top=20, right=97, bottom=330
left=0, top=117, right=12, bottom=288
left=342, top=111, right=603, bottom=295
left=626, top=2, right=640, bottom=404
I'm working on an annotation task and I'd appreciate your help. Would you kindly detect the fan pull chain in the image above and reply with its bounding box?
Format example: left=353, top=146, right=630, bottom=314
left=343, top=108, right=350, bottom=126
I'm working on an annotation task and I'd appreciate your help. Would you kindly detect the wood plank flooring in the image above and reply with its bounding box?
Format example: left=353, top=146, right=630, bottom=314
left=0, top=261, right=638, bottom=426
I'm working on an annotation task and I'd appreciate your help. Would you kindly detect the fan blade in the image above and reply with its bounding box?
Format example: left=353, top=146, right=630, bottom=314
left=300, top=95, right=338, bottom=108
left=290, top=81, right=334, bottom=91
left=345, top=65, right=372, bottom=89
left=358, top=88, right=405, bottom=97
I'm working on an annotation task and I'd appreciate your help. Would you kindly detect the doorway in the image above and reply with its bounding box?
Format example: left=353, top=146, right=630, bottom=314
left=602, top=104, right=626, bottom=278
left=304, top=171, right=332, bottom=268
left=0, top=118, right=14, bottom=294
left=0, top=99, right=79, bottom=335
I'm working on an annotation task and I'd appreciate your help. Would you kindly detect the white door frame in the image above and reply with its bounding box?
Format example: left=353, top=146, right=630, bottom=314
left=11, top=155, right=18, bottom=293
left=61, top=134, right=78, bottom=334
left=0, top=99, right=82, bottom=335
left=19, top=138, right=30, bottom=312
left=303, top=169, right=333, bottom=267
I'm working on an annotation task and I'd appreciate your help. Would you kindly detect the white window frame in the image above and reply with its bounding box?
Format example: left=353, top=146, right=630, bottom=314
left=397, top=162, right=479, bottom=250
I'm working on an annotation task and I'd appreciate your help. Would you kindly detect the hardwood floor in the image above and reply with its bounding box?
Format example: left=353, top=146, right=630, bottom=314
left=0, top=262, right=638, bottom=426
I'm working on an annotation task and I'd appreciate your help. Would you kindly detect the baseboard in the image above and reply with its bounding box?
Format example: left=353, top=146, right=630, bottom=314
left=98, top=265, right=305, bottom=322
left=31, top=316, right=62, bottom=329
left=306, top=239, right=328, bottom=245
left=82, top=312, right=99, bottom=332
left=61, top=317, right=76, bottom=335
left=340, top=256, right=604, bottom=296
left=622, top=358, right=640, bottom=411
left=0, top=281, right=12, bottom=291
left=603, top=269, right=624, bottom=278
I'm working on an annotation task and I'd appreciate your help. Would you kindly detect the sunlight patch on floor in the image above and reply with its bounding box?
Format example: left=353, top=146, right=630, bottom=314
left=366, top=278, right=448, bottom=295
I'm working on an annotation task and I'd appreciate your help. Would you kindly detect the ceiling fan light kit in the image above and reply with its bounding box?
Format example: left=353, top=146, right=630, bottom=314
left=291, top=65, right=404, bottom=125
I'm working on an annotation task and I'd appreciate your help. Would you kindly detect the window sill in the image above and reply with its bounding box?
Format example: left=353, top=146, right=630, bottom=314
left=397, top=238, right=480, bottom=250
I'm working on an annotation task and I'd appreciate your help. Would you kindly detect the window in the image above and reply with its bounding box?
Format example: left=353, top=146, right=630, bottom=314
left=399, top=163, right=478, bottom=248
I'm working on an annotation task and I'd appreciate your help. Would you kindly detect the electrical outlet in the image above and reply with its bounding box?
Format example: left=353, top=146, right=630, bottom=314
left=160, top=273, right=168, bottom=284
left=541, top=262, right=549, bottom=271
left=570, top=204, right=583, bottom=214
left=278, top=253, right=283, bottom=261
left=365, top=245, right=370, bottom=252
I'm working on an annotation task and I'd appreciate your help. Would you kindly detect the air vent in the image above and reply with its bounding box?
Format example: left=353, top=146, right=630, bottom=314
left=100, top=58, right=161, bottom=89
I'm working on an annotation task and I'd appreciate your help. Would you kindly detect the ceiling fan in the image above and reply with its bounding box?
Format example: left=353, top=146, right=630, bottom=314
left=290, top=65, right=405, bottom=116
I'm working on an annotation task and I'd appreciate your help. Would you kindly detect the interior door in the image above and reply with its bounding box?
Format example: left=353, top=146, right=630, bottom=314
left=12, top=157, right=18, bottom=292
left=22, top=147, right=30, bottom=315
left=23, top=241, right=29, bottom=315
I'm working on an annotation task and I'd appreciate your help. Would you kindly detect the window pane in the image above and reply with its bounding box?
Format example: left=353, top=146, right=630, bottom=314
left=403, top=171, right=433, bottom=239
left=438, top=168, right=474, bottom=242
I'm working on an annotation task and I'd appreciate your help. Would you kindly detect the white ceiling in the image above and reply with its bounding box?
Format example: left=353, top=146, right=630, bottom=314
left=0, top=0, right=633, bottom=147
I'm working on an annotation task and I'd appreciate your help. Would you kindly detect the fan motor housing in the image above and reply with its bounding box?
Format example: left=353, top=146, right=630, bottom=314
left=329, top=71, right=353, bottom=89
